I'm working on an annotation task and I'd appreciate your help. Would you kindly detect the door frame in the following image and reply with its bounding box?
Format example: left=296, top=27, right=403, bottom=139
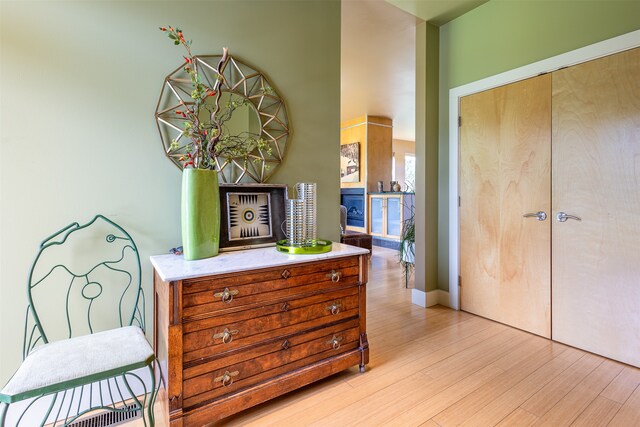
left=448, top=29, right=640, bottom=310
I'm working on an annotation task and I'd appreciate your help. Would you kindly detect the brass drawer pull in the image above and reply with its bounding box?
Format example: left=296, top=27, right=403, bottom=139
left=215, top=370, right=239, bottom=387
left=282, top=339, right=290, bottom=350
left=326, top=302, right=342, bottom=315
left=281, top=269, right=291, bottom=279
left=327, top=335, right=343, bottom=350
left=325, top=270, right=342, bottom=283
left=281, top=302, right=290, bottom=311
left=213, top=328, right=239, bottom=344
left=214, top=287, right=239, bottom=303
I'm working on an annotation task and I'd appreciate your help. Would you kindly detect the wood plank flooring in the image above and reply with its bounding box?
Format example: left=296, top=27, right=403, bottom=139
left=136, top=247, right=640, bottom=426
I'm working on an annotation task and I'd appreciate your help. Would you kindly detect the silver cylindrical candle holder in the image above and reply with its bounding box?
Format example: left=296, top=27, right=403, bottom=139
left=295, top=182, right=317, bottom=245
left=285, top=199, right=306, bottom=246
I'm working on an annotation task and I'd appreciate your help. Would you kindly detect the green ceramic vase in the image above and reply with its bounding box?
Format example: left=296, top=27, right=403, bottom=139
left=181, top=168, right=220, bottom=260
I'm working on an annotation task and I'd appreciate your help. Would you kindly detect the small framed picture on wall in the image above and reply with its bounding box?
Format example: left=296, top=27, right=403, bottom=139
left=340, top=141, right=360, bottom=183
left=219, top=184, right=288, bottom=251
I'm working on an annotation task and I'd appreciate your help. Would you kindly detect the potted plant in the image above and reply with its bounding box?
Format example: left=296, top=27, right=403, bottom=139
left=399, top=196, right=415, bottom=287
left=160, top=27, right=268, bottom=260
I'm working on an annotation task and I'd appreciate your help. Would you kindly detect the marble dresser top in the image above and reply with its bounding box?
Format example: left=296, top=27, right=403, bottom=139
left=150, top=242, right=369, bottom=282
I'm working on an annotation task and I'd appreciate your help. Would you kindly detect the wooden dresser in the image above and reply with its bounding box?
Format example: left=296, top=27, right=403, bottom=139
left=151, top=243, right=369, bottom=426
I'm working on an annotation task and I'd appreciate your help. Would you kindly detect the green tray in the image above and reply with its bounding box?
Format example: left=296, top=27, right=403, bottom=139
left=276, top=239, right=332, bottom=255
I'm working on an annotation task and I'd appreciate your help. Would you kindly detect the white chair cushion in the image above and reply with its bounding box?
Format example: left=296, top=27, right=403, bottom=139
left=1, top=326, right=154, bottom=400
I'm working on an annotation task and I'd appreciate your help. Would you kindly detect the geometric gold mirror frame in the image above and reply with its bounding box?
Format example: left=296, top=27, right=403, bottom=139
left=154, top=54, right=290, bottom=183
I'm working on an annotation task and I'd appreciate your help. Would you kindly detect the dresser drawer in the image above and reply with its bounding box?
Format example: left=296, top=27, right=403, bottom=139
left=182, top=320, right=361, bottom=409
left=182, top=257, right=360, bottom=319
left=182, top=287, right=359, bottom=362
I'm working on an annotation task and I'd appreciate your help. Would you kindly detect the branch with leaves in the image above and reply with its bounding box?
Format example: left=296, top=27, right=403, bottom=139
left=160, top=26, right=269, bottom=169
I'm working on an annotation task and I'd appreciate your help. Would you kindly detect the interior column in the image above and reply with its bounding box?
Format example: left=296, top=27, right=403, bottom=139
left=414, top=21, right=439, bottom=306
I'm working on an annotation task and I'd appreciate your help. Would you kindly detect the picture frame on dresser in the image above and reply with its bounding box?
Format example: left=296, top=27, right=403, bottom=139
left=219, top=183, right=288, bottom=251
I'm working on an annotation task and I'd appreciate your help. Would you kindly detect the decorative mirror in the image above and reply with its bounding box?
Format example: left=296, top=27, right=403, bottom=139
left=155, top=55, right=289, bottom=183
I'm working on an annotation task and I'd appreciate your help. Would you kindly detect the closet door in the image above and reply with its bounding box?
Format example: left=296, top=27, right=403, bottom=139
left=552, top=47, right=640, bottom=366
left=460, top=75, right=551, bottom=338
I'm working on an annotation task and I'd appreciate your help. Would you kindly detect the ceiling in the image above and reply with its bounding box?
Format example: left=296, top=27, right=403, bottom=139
left=341, top=0, right=488, bottom=142
left=386, top=0, right=489, bottom=26
left=341, top=0, right=417, bottom=141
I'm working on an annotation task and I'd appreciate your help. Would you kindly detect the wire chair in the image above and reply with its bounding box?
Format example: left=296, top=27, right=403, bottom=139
left=0, top=215, right=158, bottom=426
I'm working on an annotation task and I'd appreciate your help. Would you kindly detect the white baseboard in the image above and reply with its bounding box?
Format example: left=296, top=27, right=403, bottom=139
left=436, top=290, right=453, bottom=308
left=412, top=289, right=454, bottom=308
left=412, top=288, right=428, bottom=307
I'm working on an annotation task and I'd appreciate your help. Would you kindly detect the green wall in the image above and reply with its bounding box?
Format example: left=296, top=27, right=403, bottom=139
left=437, top=0, right=640, bottom=291
left=415, top=22, right=439, bottom=293
left=0, top=0, right=340, bottom=384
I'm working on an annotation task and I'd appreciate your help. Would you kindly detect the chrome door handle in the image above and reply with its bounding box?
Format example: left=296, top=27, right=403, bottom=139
left=556, top=212, right=582, bottom=222
left=523, top=211, right=547, bottom=221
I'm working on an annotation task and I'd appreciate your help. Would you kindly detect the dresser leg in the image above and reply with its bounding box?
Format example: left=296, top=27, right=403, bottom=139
left=359, top=333, right=369, bottom=374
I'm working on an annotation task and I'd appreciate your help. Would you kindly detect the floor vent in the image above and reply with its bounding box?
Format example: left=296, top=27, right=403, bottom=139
left=68, top=404, right=141, bottom=427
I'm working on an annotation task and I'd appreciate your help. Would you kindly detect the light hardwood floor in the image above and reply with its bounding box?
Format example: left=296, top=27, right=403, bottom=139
left=140, top=247, right=640, bottom=426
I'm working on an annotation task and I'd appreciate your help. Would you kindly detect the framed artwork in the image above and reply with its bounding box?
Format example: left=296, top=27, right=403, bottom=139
left=219, top=184, right=288, bottom=251
left=340, top=142, right=360, bottom=183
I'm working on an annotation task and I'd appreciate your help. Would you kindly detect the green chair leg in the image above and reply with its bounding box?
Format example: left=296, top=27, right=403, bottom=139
left=0, top=402, right=7, bottom=427
left=147, top=364, right=157, bottom=426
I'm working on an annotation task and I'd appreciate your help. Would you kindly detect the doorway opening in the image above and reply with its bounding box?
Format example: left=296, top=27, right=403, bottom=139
left=339, top=0, right=416, bottom=289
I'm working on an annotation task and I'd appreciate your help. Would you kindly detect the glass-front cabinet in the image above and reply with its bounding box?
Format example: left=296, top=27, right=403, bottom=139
left=386, top=197, right=402, bottom=237
left=368, top=194, right=406, bottom=239
left=370, top=197, right=384, bottom=235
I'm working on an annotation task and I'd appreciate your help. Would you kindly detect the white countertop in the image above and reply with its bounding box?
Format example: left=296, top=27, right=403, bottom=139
left=150, top=242, right=369, bottom=282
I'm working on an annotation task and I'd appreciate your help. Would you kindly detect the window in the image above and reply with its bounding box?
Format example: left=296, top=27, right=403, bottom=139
left=392, top=152, right=396, bottom=181
left=405, top=153, right=415, bottom=190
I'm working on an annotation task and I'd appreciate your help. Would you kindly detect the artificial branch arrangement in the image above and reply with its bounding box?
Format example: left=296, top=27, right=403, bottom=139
left=160, top=26, right=269, bottom=169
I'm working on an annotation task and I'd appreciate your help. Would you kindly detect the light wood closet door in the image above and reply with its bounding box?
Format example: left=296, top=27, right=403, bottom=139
left=552, top=47, right=640, bottom=366
left=460, top=75, right=552, bottom=338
